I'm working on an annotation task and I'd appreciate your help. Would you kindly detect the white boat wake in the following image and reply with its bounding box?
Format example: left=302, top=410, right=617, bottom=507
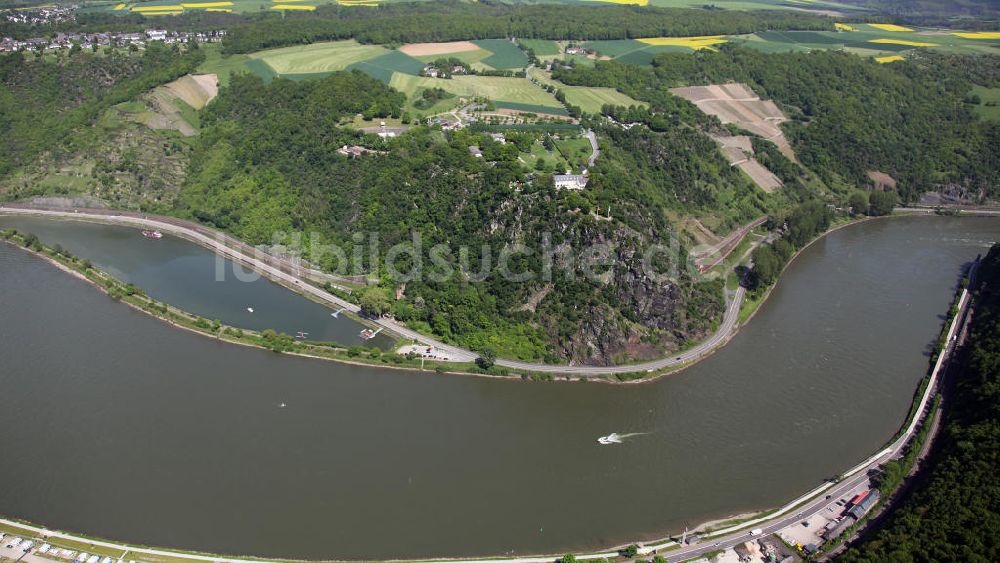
left=597, top=432, right=646, bottom=445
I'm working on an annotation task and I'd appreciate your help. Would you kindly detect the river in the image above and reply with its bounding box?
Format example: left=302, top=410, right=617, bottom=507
left=0, top=215, right=996, bottom=560
left=0, top=216, right=392, bottom=349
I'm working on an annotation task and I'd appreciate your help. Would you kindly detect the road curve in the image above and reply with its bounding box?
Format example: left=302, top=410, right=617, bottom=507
left=0, top=206, right=746, bottom=376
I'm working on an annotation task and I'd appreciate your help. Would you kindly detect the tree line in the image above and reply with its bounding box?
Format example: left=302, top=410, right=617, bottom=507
left=219, top=1, right=832, bottom=54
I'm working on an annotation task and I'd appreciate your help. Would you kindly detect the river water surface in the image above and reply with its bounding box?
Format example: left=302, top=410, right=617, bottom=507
left=0, top=215, right=996, bottom=559
left=0, top=216, right=392, bottom=348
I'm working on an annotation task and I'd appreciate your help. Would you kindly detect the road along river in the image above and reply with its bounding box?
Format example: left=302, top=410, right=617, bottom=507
left=0, top=215, right=394, bottom=349
left=0, top=216, right=997, bottom=560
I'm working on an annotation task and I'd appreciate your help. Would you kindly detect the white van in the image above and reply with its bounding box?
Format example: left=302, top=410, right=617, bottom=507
left=749, top=528, right=763, bottom=537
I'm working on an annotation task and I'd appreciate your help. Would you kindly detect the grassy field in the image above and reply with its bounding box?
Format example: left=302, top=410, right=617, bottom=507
left=970, top=86, right=1000, bottom=121
left=519, top=140, right=571, bottom=172
left=563, top=86, right=646, bottom=113
left=249, top=40, right=390, bottom=75
left=472, top=39, right=531, bottom=69
left=194, top=44, right=251, bottom=86
left=555, top=136, right=593, bottom=168
left=389, top=73, right=564, bottom=110
left=346, top=49, right=425, bottom=82
left=583, top=39, right=700, bottom=66
left=519, top=39, right=561, bottom=56
left=413, top=48, right=496, bottom=71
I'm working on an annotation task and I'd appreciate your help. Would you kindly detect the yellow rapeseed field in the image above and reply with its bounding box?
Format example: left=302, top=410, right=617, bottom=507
left=875, top=55, right=904, bottom=63
left=132, top=5, right=184, bottom=11
left=180, top=2, right=233, bottom=7
left=271, top=4, right=317, bottom=9
left=868, top=38, right=939, bottom=47
left=952, top=32, right=1000, bottom=39
left=206, top=7, right=232, bottom=11
left=834, top=23, right=857, bottom=31
left=868, top=24, right=913, bottom=32
left=638, top=36, right=728, bottom=50
left=113, top=3, right=127, bottom=10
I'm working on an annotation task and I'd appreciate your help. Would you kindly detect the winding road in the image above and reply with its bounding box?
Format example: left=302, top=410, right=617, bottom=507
left=0, top=205, right=748, bottom=376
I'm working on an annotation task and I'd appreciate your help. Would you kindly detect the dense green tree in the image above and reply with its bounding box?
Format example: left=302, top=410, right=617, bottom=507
left=476, top=348, right=496, bottom=370
left=848, top=191, right=870, bottom=216
left=868, top=191, right=899, bottom=216
left=359, top=287, right=391, bottom=317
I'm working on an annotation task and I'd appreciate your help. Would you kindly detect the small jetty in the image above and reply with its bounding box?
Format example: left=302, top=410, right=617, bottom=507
left=141, top=230, right=163, bottom=240
left=359, top=327, right=383, bottom=340
left=332, top=308, right=345, bottom=318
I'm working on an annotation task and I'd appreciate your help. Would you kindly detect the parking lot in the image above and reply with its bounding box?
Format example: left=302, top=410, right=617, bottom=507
left=776, top=480, right=871, bottom=548
left=0, top=531, right=135, bottom=563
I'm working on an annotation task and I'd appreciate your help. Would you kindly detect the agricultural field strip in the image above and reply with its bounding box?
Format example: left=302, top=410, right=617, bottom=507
left=389, top=73, right=564, bottom=109
left=249, top=40, right=389, bottom=74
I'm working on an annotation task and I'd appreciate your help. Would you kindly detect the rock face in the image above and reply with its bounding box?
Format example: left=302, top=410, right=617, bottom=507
left=535, top=225, right=725, bottom=366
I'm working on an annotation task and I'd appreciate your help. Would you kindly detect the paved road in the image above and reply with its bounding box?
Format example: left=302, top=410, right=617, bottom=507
left=656, top=262, right=976, bottom=562
left=496, top=285, right=744, bottom=375
left=1, top=206, right=748, bottom=376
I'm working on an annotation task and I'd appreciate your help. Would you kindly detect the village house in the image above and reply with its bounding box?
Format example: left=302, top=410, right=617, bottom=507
left=337, top=145, right=368, bottom=158
left=468, top=146, right=483, bottom=158
left=488, top=132, right=506, bottom=144
left=553, top=174, right=589, bottom=190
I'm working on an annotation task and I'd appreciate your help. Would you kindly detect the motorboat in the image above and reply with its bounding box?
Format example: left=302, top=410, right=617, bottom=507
left=141, top=230, right=163, bottom=239
left=597, top=433, right=623, bottom=445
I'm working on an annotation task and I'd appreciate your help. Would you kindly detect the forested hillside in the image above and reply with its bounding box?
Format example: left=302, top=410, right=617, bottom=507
left=0, top=44, right=203, bottom=180
left=176, top=72, right=744, bottom=363
left=555, top=48, right=1000, bottom=202
left=221, top=2, right=831, bottom=54
left=839, top=244, right=1000, bottom=562
left=840, top=0, right=1000, bottom=19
